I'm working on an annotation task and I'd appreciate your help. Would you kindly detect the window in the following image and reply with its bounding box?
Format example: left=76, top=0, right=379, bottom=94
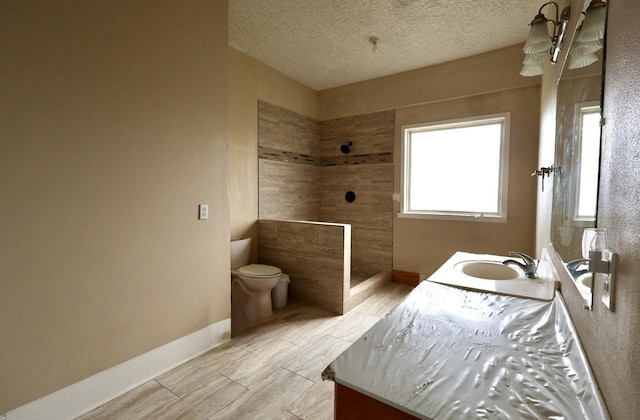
left=401, top=113, right=510, bottom=222
left=572, top=103, right=601, bottom=222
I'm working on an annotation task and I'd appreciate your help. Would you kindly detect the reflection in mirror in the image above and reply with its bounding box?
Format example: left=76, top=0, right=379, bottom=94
left=573, top=102, right=601, bottom=222
left=552, top=2, right=607, bottom=310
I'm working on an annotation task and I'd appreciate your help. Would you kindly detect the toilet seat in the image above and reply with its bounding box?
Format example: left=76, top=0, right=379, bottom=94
left=238, top=264, right=282, bottom=279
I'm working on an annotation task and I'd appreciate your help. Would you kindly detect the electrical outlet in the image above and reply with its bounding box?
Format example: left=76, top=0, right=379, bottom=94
left=199, top=204, right=208, bottom=220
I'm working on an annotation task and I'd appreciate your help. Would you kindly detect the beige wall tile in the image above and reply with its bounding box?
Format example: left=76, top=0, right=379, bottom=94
left=319, top=110, right=394, bottom=156
left=258, top=103, right=394, bottom=291
left=259, top=160, right=321, bottom=220
left=259, top=101, right=320, bottom=155
left=258, top=220, right=349, bottom=313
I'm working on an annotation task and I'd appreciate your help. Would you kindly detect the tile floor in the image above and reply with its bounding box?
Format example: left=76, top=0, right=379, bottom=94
left=78, top=283, right=412, bottom=420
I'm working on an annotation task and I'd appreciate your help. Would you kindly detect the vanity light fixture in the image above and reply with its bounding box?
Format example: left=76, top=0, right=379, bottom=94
left=520, top=2, right=570, bottom=77
left=569, top=0, right=607, bottom=69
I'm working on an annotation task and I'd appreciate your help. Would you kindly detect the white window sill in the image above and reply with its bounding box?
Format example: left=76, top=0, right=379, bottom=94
left=397, top=212, right=507, bottom=223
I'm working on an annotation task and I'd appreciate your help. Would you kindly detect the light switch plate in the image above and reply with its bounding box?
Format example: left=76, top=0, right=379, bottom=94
left=199, top=204, right=208, bottom=220
left=601, top=251, right=616, bottom=311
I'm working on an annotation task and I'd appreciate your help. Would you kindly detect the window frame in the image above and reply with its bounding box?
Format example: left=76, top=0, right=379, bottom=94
left=399, top=113, right=511, bottom=223
left=567, top=101, right=601, bottom=225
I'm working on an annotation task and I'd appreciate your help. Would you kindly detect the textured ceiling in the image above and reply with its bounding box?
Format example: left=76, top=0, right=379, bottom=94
left=229, top=0, right=543, bottom=90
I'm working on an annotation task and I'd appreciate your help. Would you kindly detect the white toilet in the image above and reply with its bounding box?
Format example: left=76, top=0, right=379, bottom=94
left=230, top=238, right=286, bottom=322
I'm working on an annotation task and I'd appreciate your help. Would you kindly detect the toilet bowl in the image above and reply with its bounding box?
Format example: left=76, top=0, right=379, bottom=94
left=235, top=264, right=282, bottom=290
left=230, top=238, right=286, bottom=322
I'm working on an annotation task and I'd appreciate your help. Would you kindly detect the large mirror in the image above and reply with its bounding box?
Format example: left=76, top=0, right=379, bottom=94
left=551, top=3, right=607, bottom=309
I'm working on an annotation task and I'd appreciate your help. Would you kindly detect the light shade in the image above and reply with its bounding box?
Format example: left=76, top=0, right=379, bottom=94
left=569, top=1, right=606, bottom=70
left=523, top=52, right=548, bottom=65
left=572, top=39, right=603, bottom=55
left=579, top=2, right=607, bottom=42
left=519, top=63, right=544, bottom=77
left=521, top=50, right=547, bottom=75
left=569, top=51, right=598, bottom=69
left=523, top=19, right=553, bottom=54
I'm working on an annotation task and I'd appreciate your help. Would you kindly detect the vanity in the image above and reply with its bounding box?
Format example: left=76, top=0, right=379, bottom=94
left=322, top=253, right=609, bottom=419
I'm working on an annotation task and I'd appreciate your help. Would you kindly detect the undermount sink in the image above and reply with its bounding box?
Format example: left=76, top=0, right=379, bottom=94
left=454, top=260, right=521, bottom=280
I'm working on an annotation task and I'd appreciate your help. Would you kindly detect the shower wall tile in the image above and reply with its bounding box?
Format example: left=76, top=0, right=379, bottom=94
left=319, top=110, right=394, bottom=156
left=258, top=101, right=320, bottom=156
left=259, top=160, right=321, bottom=221
left=257, top=102, right=394, bottom=313
left=300, top=251, right=345, bottom=314
left=319, top=163, right=393, bottom=275
left=317, top=111, right=394, bottom=277
left=258, top=220, right=349, bottom=314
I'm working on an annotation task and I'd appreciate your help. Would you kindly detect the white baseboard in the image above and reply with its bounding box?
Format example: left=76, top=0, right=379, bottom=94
left=3, top=318, right=231, bottom=420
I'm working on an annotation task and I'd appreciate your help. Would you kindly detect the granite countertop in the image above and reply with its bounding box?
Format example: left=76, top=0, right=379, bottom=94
left=323, top=281, right=609, bottom=419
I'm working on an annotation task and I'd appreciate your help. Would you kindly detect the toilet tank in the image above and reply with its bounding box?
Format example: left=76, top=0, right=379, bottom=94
left=230, top=238, right=251, bottom=269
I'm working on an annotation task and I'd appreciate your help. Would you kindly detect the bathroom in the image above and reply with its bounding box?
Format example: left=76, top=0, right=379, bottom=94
left=228, top=1, right=636, bottom=418
left=2, top=1, right=639, bottom=419
left=229, top=49, right=539, bottom=329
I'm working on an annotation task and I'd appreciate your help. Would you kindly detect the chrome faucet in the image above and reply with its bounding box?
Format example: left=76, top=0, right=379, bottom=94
left=566, top=258, right=590, bottom=278
left=503, top=251, right=538, bottom=279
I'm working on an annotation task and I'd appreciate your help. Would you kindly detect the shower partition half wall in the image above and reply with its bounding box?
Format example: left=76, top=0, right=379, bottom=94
left=257, top=101, right=394, bottom=313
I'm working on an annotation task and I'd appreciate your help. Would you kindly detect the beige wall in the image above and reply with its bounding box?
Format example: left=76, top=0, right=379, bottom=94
left=544, top=1, right=640, bottom=418
left=228, top=48, right=317, bottom=253
left=0, top=1, right=229, bottom=413
left=317, top=44, right=538, bottom=121
left=318, top=45, right=541, bottom=275
left=394, top=87, right=540, bottom=275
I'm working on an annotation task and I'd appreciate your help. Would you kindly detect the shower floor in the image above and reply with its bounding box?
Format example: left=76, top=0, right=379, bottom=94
left=348, top=270, right=392, bottom=313
left=350, top=272, right=373, bottom=289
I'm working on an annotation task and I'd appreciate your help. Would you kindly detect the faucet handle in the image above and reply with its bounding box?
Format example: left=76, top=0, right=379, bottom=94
left=507, top=251, right=536, bottom=264
left=506, top=251, right=539, bottom=279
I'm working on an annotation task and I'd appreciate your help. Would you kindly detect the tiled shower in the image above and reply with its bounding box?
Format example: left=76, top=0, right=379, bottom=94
left=257, top=101, right=394, bottom=311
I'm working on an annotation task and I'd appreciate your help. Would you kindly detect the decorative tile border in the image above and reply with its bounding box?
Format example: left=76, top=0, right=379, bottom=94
left=322, top=152, right=393, bottom=166
left=258, top=146, right=318, bottom=166
left=259, top=146, right=392, bottom=166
